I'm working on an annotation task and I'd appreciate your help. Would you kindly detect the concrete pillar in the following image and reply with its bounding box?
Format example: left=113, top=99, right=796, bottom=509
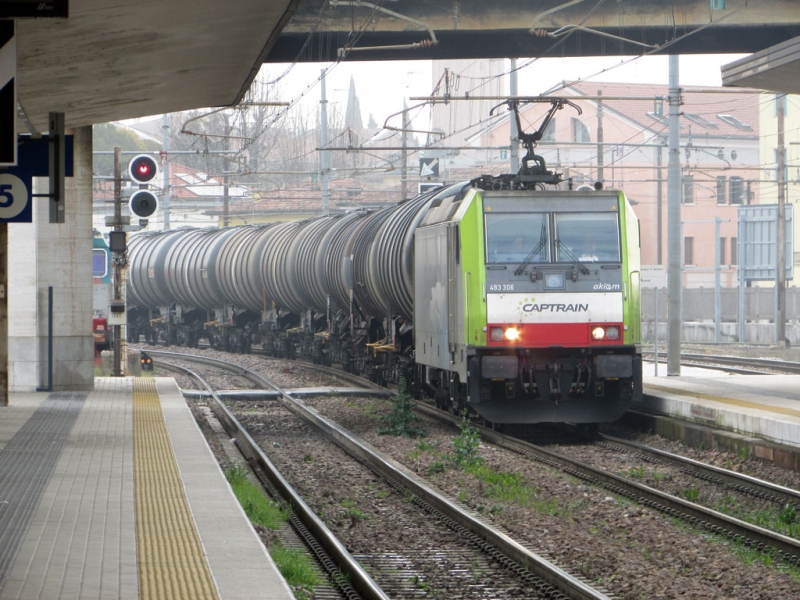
left=9, top=126, right=94, bottom=391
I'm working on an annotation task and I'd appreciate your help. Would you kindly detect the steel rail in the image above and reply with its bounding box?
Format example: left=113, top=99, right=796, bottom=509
left=153, top=358, right=389, bottom=600
left=155, top=352, right=612, bottom=600
left=145, top=348, right=389, bottom=392
left=596, top=433, right=800, bottom=511
left=413, top=402, right=800, bottom=566
left=642, top=351, right=800, bottom=375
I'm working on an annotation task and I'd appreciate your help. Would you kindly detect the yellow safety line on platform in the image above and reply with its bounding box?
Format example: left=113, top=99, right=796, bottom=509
left=133, top=378, right=219, bottom=600
left=645, top=383, right=800, bottom=419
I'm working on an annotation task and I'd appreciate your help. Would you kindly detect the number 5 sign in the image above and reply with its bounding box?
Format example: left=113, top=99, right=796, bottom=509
left=0, top=173, right=31, bottom=222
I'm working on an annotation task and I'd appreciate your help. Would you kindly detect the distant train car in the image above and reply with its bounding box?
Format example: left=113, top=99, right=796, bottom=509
left=93, top=231, right=112, bottom=353
left=125, top=99, right=642, bottom=425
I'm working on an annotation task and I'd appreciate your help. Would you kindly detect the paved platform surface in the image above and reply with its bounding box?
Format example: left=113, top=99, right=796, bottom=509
left=640, top=362, right=800, bottom=449
left=0, top=377, right=294, bottom=600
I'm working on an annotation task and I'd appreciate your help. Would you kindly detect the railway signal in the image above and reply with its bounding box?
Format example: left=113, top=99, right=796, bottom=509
left=127, top=154, right=159, bottom=220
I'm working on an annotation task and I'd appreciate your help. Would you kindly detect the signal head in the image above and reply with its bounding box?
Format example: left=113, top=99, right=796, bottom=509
left=128, top=154, right=158, bottom=184
left=129, top=189, right=158, bottom=219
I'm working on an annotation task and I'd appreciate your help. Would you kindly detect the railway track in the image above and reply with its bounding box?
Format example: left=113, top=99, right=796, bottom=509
left=642, top=350, right=800, bottom=375
left=593, top=433, right=800, bottom=514
left=150, top=350, right=612, bottom=600
left=412, top=402, right=800, bottom=567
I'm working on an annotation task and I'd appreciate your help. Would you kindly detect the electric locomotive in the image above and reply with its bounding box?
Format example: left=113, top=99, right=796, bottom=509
left=414, top=178, right=641, bottom=424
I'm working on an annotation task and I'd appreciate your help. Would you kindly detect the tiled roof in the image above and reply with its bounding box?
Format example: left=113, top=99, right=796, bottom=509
left=565, top=81, right=760, bottom=139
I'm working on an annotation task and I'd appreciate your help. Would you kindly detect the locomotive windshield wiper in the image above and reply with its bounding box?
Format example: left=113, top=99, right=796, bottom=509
left=515, top=220, right=548, bottom=276
left=556, top=240, right=590, bottom=275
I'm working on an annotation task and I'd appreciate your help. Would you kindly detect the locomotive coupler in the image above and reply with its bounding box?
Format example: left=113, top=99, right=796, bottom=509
left=549, top=364, right=561, bottom=401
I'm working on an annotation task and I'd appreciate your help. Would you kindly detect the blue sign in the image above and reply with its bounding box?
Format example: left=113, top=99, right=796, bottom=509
left=0, top=135, right=73, bottom=223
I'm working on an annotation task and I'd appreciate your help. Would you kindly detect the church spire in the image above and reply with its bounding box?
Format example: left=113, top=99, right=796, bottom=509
left=344, top=75, right=363, bottom=130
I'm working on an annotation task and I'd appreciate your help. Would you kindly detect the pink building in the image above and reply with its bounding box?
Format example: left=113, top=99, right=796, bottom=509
left=479, top=82, right=761, bottom=288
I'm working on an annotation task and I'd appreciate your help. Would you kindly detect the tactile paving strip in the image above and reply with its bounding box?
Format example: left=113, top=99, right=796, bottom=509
left=0, top=392, right=86, bottom=583
left=133, top=378, right=219, bottom=600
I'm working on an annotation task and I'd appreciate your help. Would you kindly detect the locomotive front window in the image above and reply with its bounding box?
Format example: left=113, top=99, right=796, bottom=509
left=485, top=213, right=550, bottom=264
left=554, top=212, right=620, bottom=263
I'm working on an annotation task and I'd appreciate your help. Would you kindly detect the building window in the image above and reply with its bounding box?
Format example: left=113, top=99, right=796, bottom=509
left=685, top=113, right=719, bottom=130
left=716, top=176, right=726, bottom=204
left=542, top=119, right=556, bottom=142
left=719, top=237, right=727, bottom=265
left=731, top=237, right=738, bottom=265
left=572, top=118, right=590, bottom=143
left=682, top=175, right=694, bottom=204
left=729, top=176, right=744, bottom=204
left=717, top=114, right=753, bottom=131
left=684, top=237, right=694, bottom=266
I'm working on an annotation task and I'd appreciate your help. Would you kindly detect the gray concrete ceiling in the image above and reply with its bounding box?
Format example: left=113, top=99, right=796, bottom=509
left=269, top=0, right=800, bottom=63
left=722, top=36, right=800, bottom=95
left=14, top=0, right=301, bottom=134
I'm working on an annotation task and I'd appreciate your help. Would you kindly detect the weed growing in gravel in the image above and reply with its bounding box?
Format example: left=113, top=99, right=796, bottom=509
left=462, top=463, right=566, bottom=516
left=407, top=439, right=441, bottom=461
left=426, top=461, right=447, bottom=474
left=411, top=575, right=441, bottom=597
left=716, top=494, right=737, bottom=515
left=650, top=468, right=667, bottom=488
left=626, top=465, right=645, bottom=479
left=451, top=411, right=484, bottom=468
left=378, top=389, right=427, bottom=438
left=225, top=463, right=287, bottom=530
left=737, top=446, right=751, bottom=461
left=680, top=487, right=700, bottom=502
left=340, top=498, right=369, bottom=522
left=270, top=543, right=322, bottom=600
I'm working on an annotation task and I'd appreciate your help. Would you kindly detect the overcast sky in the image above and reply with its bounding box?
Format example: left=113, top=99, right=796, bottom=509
left=263, top=53, right=749, bottom=130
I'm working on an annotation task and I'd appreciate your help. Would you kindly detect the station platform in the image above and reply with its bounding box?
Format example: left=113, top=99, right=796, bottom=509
left=637, top=362, right=800, bottom=459
left=0, top=377, right=294, bottom=600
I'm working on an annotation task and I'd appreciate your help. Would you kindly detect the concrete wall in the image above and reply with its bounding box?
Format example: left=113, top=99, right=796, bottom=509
left=9, top=126, right=94, bottom=391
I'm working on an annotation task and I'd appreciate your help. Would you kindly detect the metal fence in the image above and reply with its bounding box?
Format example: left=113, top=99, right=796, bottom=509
left=642, top=287, right=800, bottom=323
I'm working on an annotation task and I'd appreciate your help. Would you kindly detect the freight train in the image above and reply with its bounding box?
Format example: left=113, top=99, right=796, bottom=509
left=126, top=100, right=642, bottom=425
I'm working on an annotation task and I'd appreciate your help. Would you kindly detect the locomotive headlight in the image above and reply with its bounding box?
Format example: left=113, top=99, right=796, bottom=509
left=605, top=326, right=620, bottom=340
left=504, top=327, right=520, bottom=341
left=490, top=327, right=505, bottom=341
left=591, top=327, right=606, bottom=340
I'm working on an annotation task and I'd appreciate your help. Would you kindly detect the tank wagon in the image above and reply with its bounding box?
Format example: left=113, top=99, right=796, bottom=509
left=127, top=100, right=642, bottom=425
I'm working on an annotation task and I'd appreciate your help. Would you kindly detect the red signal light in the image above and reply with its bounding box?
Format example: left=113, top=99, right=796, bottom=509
left=128, top=154, right=158, bottom=184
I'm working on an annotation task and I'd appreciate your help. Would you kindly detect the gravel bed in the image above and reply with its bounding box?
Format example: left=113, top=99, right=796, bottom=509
left=602, top=424, right=800, bottom=491
left=144, top=346, right=800, bottom=598
left=229, top=398, right=549, bottom=599
left=547, top=438, right=800, bottom=541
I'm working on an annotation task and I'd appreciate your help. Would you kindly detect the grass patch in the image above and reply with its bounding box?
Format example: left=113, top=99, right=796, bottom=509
left=464, top=463, right=566, bottom=517
left=225, top=464, right=287, bottom=530
left=626, top=465, right=645, bottom=479
left=680, top=487, right=700, bottom=502
left=270, top=543, right=323, bottom=600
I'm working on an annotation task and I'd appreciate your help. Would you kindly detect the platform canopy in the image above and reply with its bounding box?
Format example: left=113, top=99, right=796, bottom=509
left=722, top=36, right=800, bottom=95
left=14, top=0, right=301, bottom=134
